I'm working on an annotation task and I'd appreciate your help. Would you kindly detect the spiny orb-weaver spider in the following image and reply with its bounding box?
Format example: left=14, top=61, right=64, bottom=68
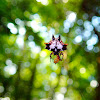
left=44, top=35, right=68, bottom=64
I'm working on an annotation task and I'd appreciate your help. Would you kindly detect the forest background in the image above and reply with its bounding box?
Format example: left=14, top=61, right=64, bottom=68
left=0, top=0, right=100, bottom=100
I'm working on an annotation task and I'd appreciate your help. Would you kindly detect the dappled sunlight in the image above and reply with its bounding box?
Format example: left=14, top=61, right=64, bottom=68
left=90, top=80, right=98, bottom=88
left=50, top=72, right=57, bottom=80
left=61, top=67, right=68, bottom=75
left=80, top=67, right=86, bottom=74
left=62, top=0, right=68, bottom=3
left=40, top=26, right=47, bottom=33
left=0, top=97, right=10, bottom=100
left=63, top=12, right=76, bottom=33
left=36, top=0, right=49, bottom=5
left=77, top=19, right=83, bottom=25
left=67, top=12, right=76, bottom=23
left=4, top=59, right=17, bottom=76
left=67, top=78, right=73, bottom=85
left=16, top=35, right=24, bottom=48
left=60, top=87, right=67, bottom=94
left=86, top=34, right=98, bottom=46
left=92, top=16, right=100, bottom=27
left=31, top=46, right=41, bottom=53
left=0, top=0, right=100, bottom=100
left=28, top=35, right=34, bottom=41
left=15, top=18, right=25, bottom=26
left=28, top=41, right=35, bottom=48
left=87, top=45, right=93, bottom=51
left=7, top=23, right=17, bottom=34
left=44, top=85, right=50, bottom=91
left=0, top=86, right=4, bottom=93
left=19, top=27, right=26, bottom=36
left=30, top=20, right=41, bottom=32
left=74, top=14, right=99, bottom=53
left=74, top=35, right=82, bottom=43
left=4, top=65, right=17, bottom=75
left=93, top=47, right=99, bottom=53
left=40, top=51, right=47, bottom=57
left=55, top=92, right=64, bottom=100
left=84, top=21, right=94, bottom=31
left=82, top=30, right=91, bottom=39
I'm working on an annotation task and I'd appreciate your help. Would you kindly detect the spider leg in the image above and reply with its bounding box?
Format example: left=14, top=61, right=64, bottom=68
left=60, top=52, right=64, bottom=60
left=50, top=52, right=53, bottom=61
left=57, top=54, right=61, bottom=61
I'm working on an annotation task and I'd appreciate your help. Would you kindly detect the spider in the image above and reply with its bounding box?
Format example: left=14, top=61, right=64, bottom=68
left=44, top=35, right=68, bottom=64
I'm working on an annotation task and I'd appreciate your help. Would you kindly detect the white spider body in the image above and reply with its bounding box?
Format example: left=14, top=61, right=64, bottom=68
left=45, top=35, right=68, bottom=55
left=49, top=39, right=63, bottom=53
left=44, top=35, right=68, bottom=63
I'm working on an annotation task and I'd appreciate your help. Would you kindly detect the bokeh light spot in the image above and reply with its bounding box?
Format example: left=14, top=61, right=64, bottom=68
left=62, top=0, right=68, bottom=3
left=67, top=12, right=76, bottom=23
left=10, top=27, right=17, bottom=34
left=28, top=35, right=34, bottom=41
left=40, top=51, right=47, bottom=57
left=0, top=86, right=4, bottom=93
left=36, top=0, right=49, bottom=5
left=90, top=80, right=98, bottom=88
left=19, top=27, right=26, bottom=35
left=7, top=23, right=14, bottom=29
left=60, top=87, right=67, bottom=94
left=6, top=59, right=12, bottom=66
left=4, top=65, right=17, bottom=75
left=74, top=35, right=82, bottom=43
left=80, top=67, right=86, bottom=74
left=55, top=93, right=64, bottom=100
left=16, top=35, right=24, bottom=48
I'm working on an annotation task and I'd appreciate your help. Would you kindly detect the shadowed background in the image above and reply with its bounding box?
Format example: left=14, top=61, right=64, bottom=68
left=0, top=0, right=100, bottom=100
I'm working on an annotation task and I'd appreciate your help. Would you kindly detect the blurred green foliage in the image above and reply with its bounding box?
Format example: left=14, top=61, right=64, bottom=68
left=0, top=0, right=100, bottom=100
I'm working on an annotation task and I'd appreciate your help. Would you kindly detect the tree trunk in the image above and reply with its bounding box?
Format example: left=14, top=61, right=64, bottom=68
left=96, top=57, right=100, bottom=100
